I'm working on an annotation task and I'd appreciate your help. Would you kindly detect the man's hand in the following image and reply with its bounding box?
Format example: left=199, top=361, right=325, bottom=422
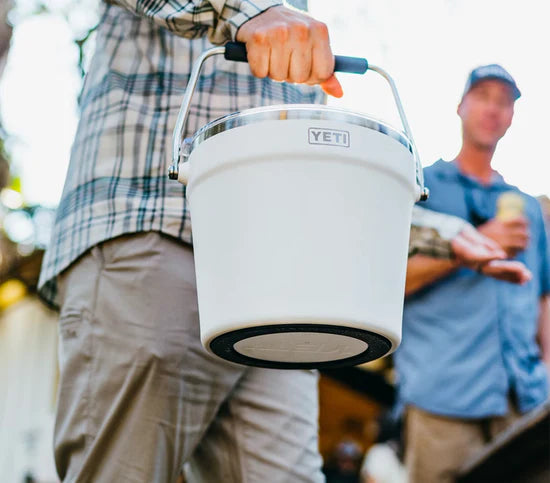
left=480, top=260, right=532, bottom=285
left=451, top=224, right=532, bottom=284
left=478, top=216, right=530, bottom=258
left=236, top=6, right=343, bottom=97
left=451, top=224, right=506, bottom=266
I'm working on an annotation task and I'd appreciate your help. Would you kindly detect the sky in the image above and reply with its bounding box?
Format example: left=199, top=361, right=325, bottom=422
left=0, top=0, right=548, bottom=207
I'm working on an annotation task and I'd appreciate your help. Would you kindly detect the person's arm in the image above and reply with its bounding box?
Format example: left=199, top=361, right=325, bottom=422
left=538, top=295, right=550, bottom=374
left=406, top=212, right=532, bottom=296
left=407, top=208, right=494, bottom=296
left=405, top=254, right=459, bottom=296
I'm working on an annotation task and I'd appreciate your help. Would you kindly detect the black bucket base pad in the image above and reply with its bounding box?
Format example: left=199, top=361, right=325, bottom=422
left=209, top=324, right=392, bottom=370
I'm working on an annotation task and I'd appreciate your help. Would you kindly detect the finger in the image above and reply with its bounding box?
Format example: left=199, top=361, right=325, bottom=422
left=268, top=26, right=291, bottom=81
left=288, top=48, right=312, bottom=84
left=461, top=227, right=504, bottom=254
left=476, top=236, right=506, bottom=258
left=501, top=270, right=531, bottom=284
left=496, top=272, right=522, bottom=284
left=505, top=248, right=520, bottom=259
left=246, top=31, right=270, bottom=78
left=321, top=75, right=344, bottom=98
left=484, top=245, right=507, bottom=259
left=309, top=22, right=334, bottom=83
left=503, top=216, right=529, bottom=229
left=485, top=270, right=521, bottom=284
left=451, top=236, right=486, bottom=262
left=288, top=24, right=312, bottom=83
left=482, top=260, right=532, bottom=284
left=513, top=234, right=530, bottom=245
left=508, top=223, right=530, bottom=235
left=455, top=248, right=495, bottom=267
left=509, top=228, right=530, bottom=241
left=452, top=234, right=505, bottom=265
left=508, top=235, right=530, bottom=250
left=459, top=226, right=481, bottom=244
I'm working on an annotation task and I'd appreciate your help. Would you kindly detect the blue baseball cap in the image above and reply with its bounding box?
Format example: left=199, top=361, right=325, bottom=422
left=463, top=64, right=521, bottom=100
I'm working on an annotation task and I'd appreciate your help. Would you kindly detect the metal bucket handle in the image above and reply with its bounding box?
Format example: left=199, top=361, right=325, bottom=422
left=170, top=42, right=429, bottom=201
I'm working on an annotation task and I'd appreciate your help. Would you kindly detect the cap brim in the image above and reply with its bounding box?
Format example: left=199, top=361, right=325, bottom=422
left=467, top=76, right=521, bottom=100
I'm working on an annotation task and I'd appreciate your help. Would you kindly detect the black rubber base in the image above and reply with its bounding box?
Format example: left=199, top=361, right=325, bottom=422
left=209, top=324, right=392, bottom=369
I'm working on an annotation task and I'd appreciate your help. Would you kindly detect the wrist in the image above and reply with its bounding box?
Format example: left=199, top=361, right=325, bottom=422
left=231, top=0, right=283, bottom=41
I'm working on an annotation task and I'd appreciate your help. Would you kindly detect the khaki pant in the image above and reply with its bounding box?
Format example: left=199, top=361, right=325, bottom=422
left=54, top=232, right=324, bottom=483
left=405, top=404, right=521, bottom=483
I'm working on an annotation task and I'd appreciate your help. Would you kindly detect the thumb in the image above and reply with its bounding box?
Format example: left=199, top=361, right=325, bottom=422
left=320, top=75, right=344, bottom=98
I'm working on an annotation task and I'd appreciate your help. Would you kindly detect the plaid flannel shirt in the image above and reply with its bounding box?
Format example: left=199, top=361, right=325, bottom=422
left=409, top=205, right=468, bottom=259
left=38, top=0, right=325, bottom=307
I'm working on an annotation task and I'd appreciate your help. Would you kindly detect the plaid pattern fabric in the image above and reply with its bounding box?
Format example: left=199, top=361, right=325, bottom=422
left=106, top=0, right=283, bottom=43
left=408, top=225, right=453, bottom=259
left=408, top=206, right=469, bottom=259
left=38, top=0, right=324, bottom=307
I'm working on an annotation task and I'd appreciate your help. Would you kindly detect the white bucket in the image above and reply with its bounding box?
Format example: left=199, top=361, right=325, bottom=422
left=178, top=105, right=420, bottom=368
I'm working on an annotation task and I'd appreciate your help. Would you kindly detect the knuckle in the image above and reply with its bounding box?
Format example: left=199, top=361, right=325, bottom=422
left=291, top=22, right=310, bottom=42
left=248, top=58, right=268, bottom=78
left=312, top=21, right=329, bottom=40
left=316, top=65, right=334, bottom=82
left=251, top=30, right=268, bottom=45
left=251, top=66, right=268, bottom=78
left=270, top=25, right=290, bottom=42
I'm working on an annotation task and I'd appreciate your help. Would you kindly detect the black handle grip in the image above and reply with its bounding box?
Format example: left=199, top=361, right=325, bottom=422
left=224, top=41, right=250, bottom=63
left=334, top=55, right=368, bottom=75
left=224, top=42, right=368, bottom=74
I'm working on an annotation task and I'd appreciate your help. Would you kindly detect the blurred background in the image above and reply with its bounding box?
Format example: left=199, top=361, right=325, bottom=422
left=0, top=0, right=548, bottom=482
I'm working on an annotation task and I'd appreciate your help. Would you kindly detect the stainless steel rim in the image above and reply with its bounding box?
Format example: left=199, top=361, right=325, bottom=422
left=189, top=104, right=413, bottom=153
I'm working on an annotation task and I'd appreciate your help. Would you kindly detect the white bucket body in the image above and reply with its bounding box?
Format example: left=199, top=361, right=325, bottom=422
left=183, top=107, right=416, bottom=368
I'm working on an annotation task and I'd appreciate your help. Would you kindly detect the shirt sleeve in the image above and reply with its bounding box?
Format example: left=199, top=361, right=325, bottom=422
left=106, top=0, right=283, bottom=44
left=411, top=205, right=469, bottom=240
left=408, top=206, right=472, bottom=259
left=408, top=225, right=453, bottom=259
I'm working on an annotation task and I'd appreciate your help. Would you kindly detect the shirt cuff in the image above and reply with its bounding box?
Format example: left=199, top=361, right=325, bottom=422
left=411, top=206, right=469, bottom=241
left=409, top=226, right=454, bottom=259
left=227, top=0, right=283, bottom=40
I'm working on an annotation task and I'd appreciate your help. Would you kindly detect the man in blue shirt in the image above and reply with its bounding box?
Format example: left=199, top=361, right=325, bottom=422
left=395, top=64, right=550, bottom=483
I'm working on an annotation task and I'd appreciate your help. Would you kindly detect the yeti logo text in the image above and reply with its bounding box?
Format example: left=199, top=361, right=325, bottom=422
left=308, top=128, right=350, bottom=147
